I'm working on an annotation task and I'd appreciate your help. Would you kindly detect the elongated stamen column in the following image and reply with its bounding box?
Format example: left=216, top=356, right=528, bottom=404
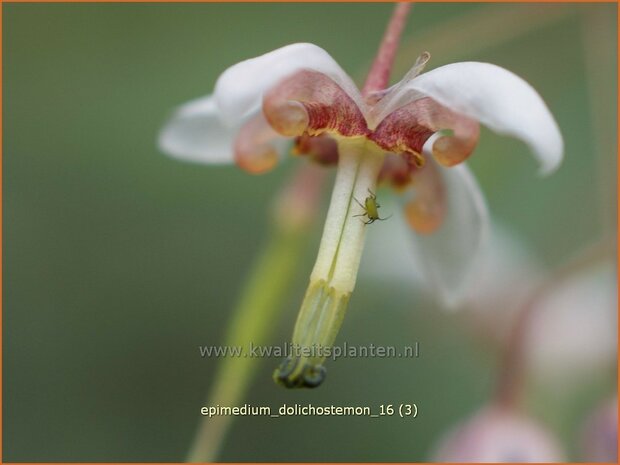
left=274, top=139, right=385, bottom=387
left=274, top=2, right=411, bottom=388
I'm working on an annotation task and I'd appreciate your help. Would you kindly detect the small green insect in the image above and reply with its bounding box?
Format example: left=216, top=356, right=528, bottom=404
left=353, top=189, right=392, bottom=225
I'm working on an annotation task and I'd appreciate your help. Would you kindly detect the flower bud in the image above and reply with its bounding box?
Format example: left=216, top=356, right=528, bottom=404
left=580, top=396, right=617, bottom=462
left=524, top=260, right=616, bottom=384
left=432, top=405, right=564, bottom=462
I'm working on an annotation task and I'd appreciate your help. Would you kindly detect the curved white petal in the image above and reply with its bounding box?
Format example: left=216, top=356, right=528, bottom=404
left=361, top=200, right=424, bottom=287
left=158, top=95, right=237, bottom=164
left=214, top=43, right=364, bottom=124
left=387, top=62, right=563, bottom=175
left=410, top=161, right=490, bottom=309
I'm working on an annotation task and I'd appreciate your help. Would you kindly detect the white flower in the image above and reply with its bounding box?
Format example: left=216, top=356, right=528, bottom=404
left=160, top=42, right=563, bottom=308
left=159, top=28, right=563, bottom=387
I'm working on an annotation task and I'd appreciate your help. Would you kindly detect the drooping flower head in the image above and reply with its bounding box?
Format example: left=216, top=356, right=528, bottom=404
left=160, top=4, right=563, bottom=388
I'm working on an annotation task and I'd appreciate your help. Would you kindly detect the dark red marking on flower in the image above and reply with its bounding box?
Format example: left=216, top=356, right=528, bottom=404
left=293, top=134, right=339, bottom=166
left=370, top=105, right=434, bottom=160
left=370, top=97, right=480, bottom=167
left=263, top=70, right=369, bottom=139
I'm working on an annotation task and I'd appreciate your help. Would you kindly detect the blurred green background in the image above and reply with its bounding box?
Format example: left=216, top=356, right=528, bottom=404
left=4, top=2, right=616, bottom=461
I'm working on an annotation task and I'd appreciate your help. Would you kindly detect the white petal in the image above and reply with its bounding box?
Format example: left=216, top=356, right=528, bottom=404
left=388, top=62, right=563, bottom=175
left=214, top=43, right=364, bottom=125
left=410, top=161, right=490, bottom=309
left=360, top=200, right=424, bottom=287
left=158, top=95, right=237, bottom=164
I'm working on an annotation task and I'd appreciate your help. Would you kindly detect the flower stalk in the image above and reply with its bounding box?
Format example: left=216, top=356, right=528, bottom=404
left=362, top=2, right=412, bottom=96
left=188, top=165, right=325, bottom=461
left=188, top=230, right=305, bottom=462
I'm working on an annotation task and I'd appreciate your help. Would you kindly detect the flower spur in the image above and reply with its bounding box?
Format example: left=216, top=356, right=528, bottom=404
left=159, top=3, right=562, bottom=388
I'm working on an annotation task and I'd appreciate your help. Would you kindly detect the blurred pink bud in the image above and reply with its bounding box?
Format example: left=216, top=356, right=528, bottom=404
left=524, top=259, right=616, bottom=383
left=581, top=396, right=617, bottom=462
left=432, top=405, right=564, bottom=462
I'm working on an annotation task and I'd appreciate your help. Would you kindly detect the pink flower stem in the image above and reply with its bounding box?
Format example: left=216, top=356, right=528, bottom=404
left=362, top=2, right=412, bottom=97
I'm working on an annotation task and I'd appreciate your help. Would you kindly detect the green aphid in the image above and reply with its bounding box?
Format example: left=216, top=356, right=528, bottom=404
left=353, top=189, right=392, bottom=225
